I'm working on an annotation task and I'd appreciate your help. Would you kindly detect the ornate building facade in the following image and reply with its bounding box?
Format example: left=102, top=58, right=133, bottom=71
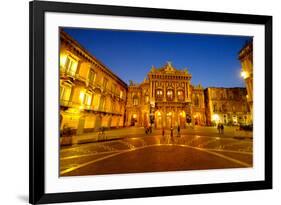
left=60, top=31, right=127, bottom=135
left=205, top=87, right=251, bottom=125
left=60, top=31, right=252, bottom=135
left=239, top=41, right=253, bottom=123
left=125, top=62, right=206, bottom=128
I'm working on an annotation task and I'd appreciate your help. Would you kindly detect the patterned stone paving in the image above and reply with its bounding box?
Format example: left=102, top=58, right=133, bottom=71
left=60, top=134, right=252, bottom=175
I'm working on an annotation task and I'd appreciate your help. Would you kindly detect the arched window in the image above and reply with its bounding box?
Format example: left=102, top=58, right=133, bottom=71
left=133, top=95, right=139, bottom=106
left=177, top=90, right=184, bottom=101
left=167, top=89, right=174, bottom=101
left=156, top=89, right=163, bottom=100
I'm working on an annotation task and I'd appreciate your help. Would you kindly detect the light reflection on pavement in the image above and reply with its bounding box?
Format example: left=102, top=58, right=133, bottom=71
left=60, top=132, right=253, bottom=176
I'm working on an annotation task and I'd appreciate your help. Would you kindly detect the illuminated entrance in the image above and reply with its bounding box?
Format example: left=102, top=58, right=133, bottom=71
left=154, top=110, right=187, bottom=128
left=178, top=111, right=186, bottom=128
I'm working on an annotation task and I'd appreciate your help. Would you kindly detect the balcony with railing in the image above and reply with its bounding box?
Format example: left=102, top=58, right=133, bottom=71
left=60, top=100, right=80, bottom=108
left=155, top=96, right=163, bottom=102
left=60, top=68, right=76, bottom=78
left=60, top=99, right=122, bottom=116
left=60, top=99, right=71, bottom=107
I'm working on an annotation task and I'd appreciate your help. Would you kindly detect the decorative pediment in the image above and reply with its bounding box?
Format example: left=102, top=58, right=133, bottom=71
left=164, top=61, right=175, bottom=72
left=149, top=62, right=190, bottom=76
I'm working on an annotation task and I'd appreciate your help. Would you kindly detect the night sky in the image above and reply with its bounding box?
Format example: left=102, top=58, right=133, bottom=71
left=63, top=27, right=252, bottom=88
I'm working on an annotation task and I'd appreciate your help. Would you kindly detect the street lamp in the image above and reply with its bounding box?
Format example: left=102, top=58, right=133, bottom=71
left=212, top=114, right=219, bottom=124
left=240, top=71, right=249, bottom=79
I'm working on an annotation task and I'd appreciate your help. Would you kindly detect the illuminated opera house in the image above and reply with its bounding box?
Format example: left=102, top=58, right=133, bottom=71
left=59, top=30, right=251, bottom=135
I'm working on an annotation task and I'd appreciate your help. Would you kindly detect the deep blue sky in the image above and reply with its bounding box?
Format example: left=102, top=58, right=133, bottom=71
left=63, top=27, right=252, bottom=88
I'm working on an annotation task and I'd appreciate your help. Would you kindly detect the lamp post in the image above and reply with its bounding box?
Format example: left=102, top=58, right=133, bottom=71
left=212, top=114, right=219, bottom=125
left=240, top=70, right=249, bottom=79
left=149, top=103, right=155, bottom=127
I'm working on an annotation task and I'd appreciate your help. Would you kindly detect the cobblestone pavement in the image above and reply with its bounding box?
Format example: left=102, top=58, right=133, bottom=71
left=60, top=131, right=253, bottom=176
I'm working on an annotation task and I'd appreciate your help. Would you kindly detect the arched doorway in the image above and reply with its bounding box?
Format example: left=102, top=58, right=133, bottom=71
left=193, top=113, right=201, bottom=125
left=155, top=111, right=163, bottom=128
left=131, top=113, right=137, bottom=126
left=178, top=111, right=186, bottom=128
left=166, top=111, right=173, bottom=128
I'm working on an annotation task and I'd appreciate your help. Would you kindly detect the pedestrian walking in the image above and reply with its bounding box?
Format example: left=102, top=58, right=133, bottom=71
left=149, top=124, right=152, bottom=134
left=221, top=124, right=224, bottom=134
left=217, top=123, right=221, bottom=134
left=169, top=126, right=174, bottom=143
left=177, top=125, right=181, bottom=137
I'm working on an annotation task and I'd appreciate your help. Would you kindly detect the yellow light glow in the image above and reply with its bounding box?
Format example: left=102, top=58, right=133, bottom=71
left=167, top=112, right=172, bottom=116
left=157, top=112, right=161, bottom=116
left=60, top=54, right=67, bottom=67
left=212, top=114, right=219, bottom=122
left=79, top=91, right=85, bottom=103
left=179, top=111, right=186, bottom=118
left=86, top=95, right=92, bottom=106
left=240, top=71, right=249, bottom=79
left=133, top=114, right=137, bottom=119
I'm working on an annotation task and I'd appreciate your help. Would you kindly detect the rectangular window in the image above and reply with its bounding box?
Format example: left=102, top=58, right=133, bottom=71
left=99, top=97, right=105, bottom=110
left=84, top=92, right=92, bottom=107
left=88, top=70, right=96, bottom=84
left=112, top=84, right=117, bottom=94
left=103, top=78, right=108, bottom=89
left=65, top=56, right=78, bottom=76
left=60, top=86, right=72, bottom=106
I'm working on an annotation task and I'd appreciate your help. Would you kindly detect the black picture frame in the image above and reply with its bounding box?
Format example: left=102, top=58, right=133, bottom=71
left=29, top=0, right=272, bottom=204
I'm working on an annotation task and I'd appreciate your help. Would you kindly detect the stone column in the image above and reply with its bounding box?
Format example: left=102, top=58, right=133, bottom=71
left=164, top=82, right=166, bottom=101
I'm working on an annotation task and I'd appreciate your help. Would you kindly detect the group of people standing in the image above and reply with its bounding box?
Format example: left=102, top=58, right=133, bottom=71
left=144, top=124, right=182, bottom=137
left=144, top=123, right=226, bottom=137
left=162, top=125, right=181, bottom=138
left=217, top=123, right=224, bottom=134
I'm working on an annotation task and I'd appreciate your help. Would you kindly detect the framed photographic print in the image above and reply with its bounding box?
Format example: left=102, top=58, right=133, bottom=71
left=29, top=0, right=272, bottom=204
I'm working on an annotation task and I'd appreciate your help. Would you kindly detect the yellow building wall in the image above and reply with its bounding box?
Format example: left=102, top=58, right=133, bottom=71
left=77, top=62, right=90, bottom=80
left=84, top=115, right=96, bottom=129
